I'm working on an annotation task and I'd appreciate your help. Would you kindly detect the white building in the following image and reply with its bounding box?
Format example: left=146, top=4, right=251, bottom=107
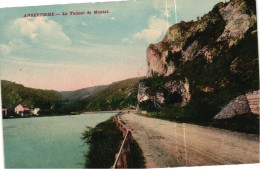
left=139, top=94, right=149, bottom=102
left=33, top=108, right=40, bottom=115
left=15, top=104, right=30, bottom=116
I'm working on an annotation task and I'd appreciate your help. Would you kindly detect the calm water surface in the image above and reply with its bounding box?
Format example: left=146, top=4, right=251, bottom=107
left=3, top=113, right=116, bottom=168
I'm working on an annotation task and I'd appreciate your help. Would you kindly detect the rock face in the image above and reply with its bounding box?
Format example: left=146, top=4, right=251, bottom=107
left=164, top=78, right=191, bottom=105
left=214, top=95, right=250, bottom=119
left=147, top=0, right=256, bottom=77
left=217, top=0, right=257, bottom=47
left=147, top=43, right=175, bottom=77
left=137, top=82, right=165, bottom=107
left=139, top=0, right=258, bottom=120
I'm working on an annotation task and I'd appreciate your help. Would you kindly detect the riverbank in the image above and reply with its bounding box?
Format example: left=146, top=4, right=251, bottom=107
left=82, top=110, right=137, bottom=114
left=82, top=117, right=145, bottom=168
left=3, top=110, right=135, bottom=119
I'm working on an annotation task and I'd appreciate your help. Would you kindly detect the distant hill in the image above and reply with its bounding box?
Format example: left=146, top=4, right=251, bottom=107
left=69, top=77, right=144, bottom=111
left=1, top=80, right=62, bottom=115
left=60, top=85, right=107, bottom=101
left=1, top=77, right=144, bottom=115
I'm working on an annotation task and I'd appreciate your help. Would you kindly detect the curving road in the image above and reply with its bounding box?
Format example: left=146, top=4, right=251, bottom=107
left=120, top=113, right=259, bottom=168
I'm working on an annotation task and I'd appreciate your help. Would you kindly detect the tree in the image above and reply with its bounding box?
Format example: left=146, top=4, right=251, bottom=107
left=141, top=76, right=164, bottom=114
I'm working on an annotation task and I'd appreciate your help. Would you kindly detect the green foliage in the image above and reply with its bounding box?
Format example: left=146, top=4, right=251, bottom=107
left=183, top=8, right=226, bottom=51
left=1, top=77, right=143, bottom=116
left=70, top=111, right=79, bottom=115
left=212, top=113, right=259, bottom=134
left=60, top=85, right=107, bottom=102
left=140, top=76, right=164, bottom=96
left=244, top=0, right=256, bottom=15
left=1, top=80, right=63, bottom=116
left=82, top=118, right=146, bottom=168
left=82, top=118, right=123, bottom=168
left=139, top=76, right=165, bottom=112
left=70, top=77, right=143, bottom=112
left=139, top=100, right=157, bottom=112
left=166, top=51, right=182, bottom=67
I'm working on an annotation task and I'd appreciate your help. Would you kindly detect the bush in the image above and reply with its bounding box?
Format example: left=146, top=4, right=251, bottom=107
left=82, top=118, right=123, bottom=168
left=82, top=117, right=146, bottom=168
left=70, top=111, right=79, bottom=115
left=212, top=113, right=259, bottom=134
left=139, top=100, right=157, bottom=112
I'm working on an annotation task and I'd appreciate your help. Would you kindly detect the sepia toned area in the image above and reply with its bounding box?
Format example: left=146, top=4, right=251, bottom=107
left=1, top=0, right=259, bottom=168
left=120, top=113, right=259, bottom=167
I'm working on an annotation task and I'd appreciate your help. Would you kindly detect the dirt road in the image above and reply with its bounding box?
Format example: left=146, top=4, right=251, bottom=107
left=120, top=113, right=259, bottom=168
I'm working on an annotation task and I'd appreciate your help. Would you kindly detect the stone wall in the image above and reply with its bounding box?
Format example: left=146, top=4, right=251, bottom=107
left=246, top=90, right=259, bottom=115
left=112, top=115, right=133, bottom=168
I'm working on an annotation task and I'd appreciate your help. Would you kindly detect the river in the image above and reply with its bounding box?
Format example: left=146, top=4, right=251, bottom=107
left=3, top=113, right=116, bottom=168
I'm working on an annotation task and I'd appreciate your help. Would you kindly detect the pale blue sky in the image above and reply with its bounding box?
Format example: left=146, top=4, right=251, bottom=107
left=0, top=0, right=226, bottom=91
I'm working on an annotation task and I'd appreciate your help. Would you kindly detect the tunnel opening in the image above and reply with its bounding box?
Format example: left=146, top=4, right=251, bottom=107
left=167, top=92, right=183, bottom=104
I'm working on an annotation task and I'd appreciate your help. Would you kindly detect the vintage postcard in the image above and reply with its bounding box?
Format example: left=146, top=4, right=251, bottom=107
left=0, top=0, right=259, bottom=168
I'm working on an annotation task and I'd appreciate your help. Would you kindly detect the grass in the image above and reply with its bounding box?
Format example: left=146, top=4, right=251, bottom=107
left=138, top=111, right=259, bottom=135
left=82, top=118, right=123, bottom=168
left=82, top=117, right=146, bottom=168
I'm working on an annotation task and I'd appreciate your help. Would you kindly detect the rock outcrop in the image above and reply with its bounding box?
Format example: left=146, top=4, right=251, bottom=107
left=139, top=0, right=258, bottom=122
left=217, top=0, right=257, bottom=47
left=214, top=90, right=259, bottom=119
left=214, top=95, right=250, bottom=119
left=147, top=0, right=256, bottom=78
left=164, top=78, right=191, bottom=105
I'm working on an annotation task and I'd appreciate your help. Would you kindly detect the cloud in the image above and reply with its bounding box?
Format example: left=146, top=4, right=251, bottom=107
left=152, top=0, right=177, bottom=18
left=0, top=39, right=29, bottom=57
left=0, top=17, right=72, bottom=59
left=8, top=17, right=71, bottom=47
left=81, top=22, right=87, bottom=26
left=133, top=16, right=170, bottom=43
left=122, top=38, right=130, bottom=43
left=0, top=44, right=12, bottom=56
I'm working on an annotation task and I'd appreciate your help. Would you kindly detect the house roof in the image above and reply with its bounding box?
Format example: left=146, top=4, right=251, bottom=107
left=20, top=104, right=29, bottom=108
left=140, top=94, right=149, bottom=100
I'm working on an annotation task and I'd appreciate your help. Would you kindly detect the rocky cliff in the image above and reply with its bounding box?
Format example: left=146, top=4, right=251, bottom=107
left=139, top=0, right=259, bottom=126
left=147, top=0, right=257, bottom=78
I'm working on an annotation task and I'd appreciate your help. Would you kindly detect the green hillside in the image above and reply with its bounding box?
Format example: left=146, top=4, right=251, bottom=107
left=69, top=77, right=144, bottom=112
left=1, top=77, right=144, bottom=116
left=60, top=85, right=107, bottom=101
left=1, top=80, right=63, bottom=115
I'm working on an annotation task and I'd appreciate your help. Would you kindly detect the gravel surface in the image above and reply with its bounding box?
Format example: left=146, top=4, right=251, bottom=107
left=120, top=113, right=259, bottom=168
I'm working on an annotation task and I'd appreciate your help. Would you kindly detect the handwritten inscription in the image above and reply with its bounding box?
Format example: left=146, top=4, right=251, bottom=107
left=24, top=10, right=109, bottom=17
left=148, top=136, right=165, bottom=139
